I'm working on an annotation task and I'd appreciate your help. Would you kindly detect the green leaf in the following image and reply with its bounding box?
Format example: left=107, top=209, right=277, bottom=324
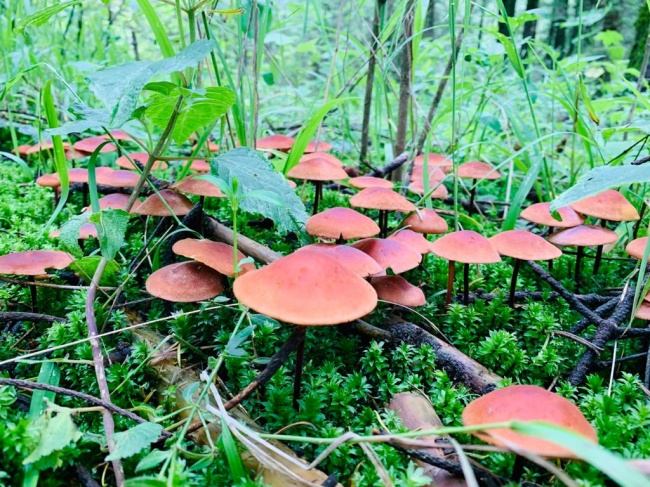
left=551, top=165, right=648, bottom=211
left=215, top=148, right=308, bottom=234
left=125, top=478, right=168, bottom=487
left=283, top=98, right=354, bottom=174
left=579, top=76, right=600, bottom=125
left=105, top=422, right=163, bottom=461
left=135, top=0, right=175, bottom=58
left=512, top=421, right=650, bottom=487
left=218, top=419, right=246, bottom=483
left=0, top=150, right=33, bottom=178
left=87, top=40, right=216, bottom=126
left=29, top=363, right=60, bottom=419
left=89, top=209, right=130, bottom=260
left=0, top=65, right=39, bottom=102
left=225, top=325, right=255, bottom=357
left=70, top=257, right=120, bottom=286
left=58, top=215, right=88, bottom=259
left=135, top=449, right=172, bottom=472
left=14, top=1, right=81, bottom=34
left=24, top=405, right=82, bottom=465
left=493, top=32, right=524, bottom=78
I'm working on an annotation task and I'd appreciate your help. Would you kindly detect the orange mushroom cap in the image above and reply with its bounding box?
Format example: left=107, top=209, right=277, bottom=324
left=626, top=236, right=649, bottom=260
left=146, top=261, right=225, bottom=302
left=27, top=141, right=71, bottom=154
left=462, top=385, right=597, bottom=458
left=457, top=161, right=501, bottom=180
left=520, top=202, right=584, bottom=228
left=304, top=140, right=332, bottom=153
left=429, top=230, right=501, bottom=264
left=172, top=238, right=254, bottom=277
left=407, top=180, right=449, bottom=199
left=348, top=176, right=394, bottom=190
left=489, top=230, right=562, bottom=261
left=233, top=249, right=378, bottom=325
left=73, top=136, right=117, bottom=154
left=256, top=134, right=295, bottom=151
left=100, top=129, right=131, bottom=141
left=571, top=190, right=640, bottom=222
left=410, top=165, right=446, bottom=182
left=192, top=141, right=220, bottom=152
left=132, top=189, right=194, bottom=217
left=0, top=250, right=74, bottom=276
left=189, top=159, right=211, bottom=172
left=36, top=174, right=61, bottom=188
left=287, top=158, right=348, bottom=181
left=298, top=244, right=383, bottom=278
left=96, top=169, right=140, bottom=188
left=172, top=174, right=226, bottom=198
left=635, top=302, right=650, bottom=320
left=83, top=193, right=134, bottom=212
left=305, top=207, right=380, bottom=240
left=351, top=238, right=422, bottom=274
left=402, top=209, right=448, bottom=235
left=387, top=229, right=431, bottom=254
left=116, top=152, right=168, bottom=171
left=547, top=225, right=618, bottom=247
left=350, top=187, right=416, bottom=213
left=300, top=152, right=343, bottom=167
left=371, top=275, right=426, bottom=307
left=414, top=153, right=453, bottom=170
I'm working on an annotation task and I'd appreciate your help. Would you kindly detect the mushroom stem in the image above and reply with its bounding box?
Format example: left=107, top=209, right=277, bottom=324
left=29, top=276, right=37, bottom=312
left=593, top=245, right=604, bottom=275
left=511, top=456, right=526, bottom=482
left=463, top=263, right=470, bottom=305
left=575, top=246, right=584, bottom=292
left=312, top=182, right=322, bottom=215
left=633, top=203, right=646, bottom=239
left=292, top=326, right=307, bottom=410
left=379, top=210, right=387, bottom=238
left=445, top=260, right=455, bottom=306
left=468, top=179, right=477, bottom=216
left=509, top=259, right=521, bottom=308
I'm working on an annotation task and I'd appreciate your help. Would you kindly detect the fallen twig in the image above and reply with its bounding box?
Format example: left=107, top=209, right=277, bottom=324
left=0, top=312, right=66, bottom=323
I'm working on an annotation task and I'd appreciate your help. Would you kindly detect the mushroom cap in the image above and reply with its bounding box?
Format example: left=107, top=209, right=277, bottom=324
left=402, top=209, right=448, bottom=235
left=407, top=180, right=449, bottom=199
left=101, top=129, right=131, bottom=141
left=65, top=148, right=84, bottom=160
left=430, top=230, right=501, bottom=264
left=351, top=238, right=422, bottom=274
left=462, top=385, right=597, bottom=458
left=414, top=153, right=453, bottom=169
left=73, top=136, right=117, bottom=154
left=371, top=275, right=426, bottom=307
left=192, top=141, right=220, bottom=152
left=83, top=193, right=135, bottom=212
left=132, top=189, right=194, bottom=217
left=305, top=207, right=380, bottom=240
left=387, top=229, right=431, bottom=254
left=256, top=134, right=295, bottom=151
left=50, top=222, right=98, bottom=240
left=457, top=161, right=501, bottom=180
left=172, top=238, right=254, bottom=277
left=350, top=187, right=416, bottom=213
left=17, top=144, right=32, bottom=156
left=298, top=244, right=383, bottom=278
left=300, top=152, right=343, bottom=167
left=172, top=174, right=226, bottom=198
left=0, top=250, right=74, bottom=276
left=27, top=141, right=71, bottom=154
left=626, top=236, right=649, bottom=260
left=348, top=176, right=394, bottom=190
left=410, top=165, right=447, bottom=182
left=547, top=225, right=618, bottom=247
left=68, top=168, right=90, bottom=184
left=36, top=174, right=61, bottom=188
left=116, top=152, right=168, bottom=171
left=287, top=158, right=348, bottom=182
left=635, top=302, right=650, bottom=320
left=571, top=190, right=640, bottom=222
left=189, top=159, right=211, bottom=172
left=304, top=140, right=332, bottom=153
left=233, top=249, right=378, bottom=325
left=96, top=169, right=140, bottom=188
left=520, top=202, right=584, bottom=228
left=146, top=261, right=225, bottom=302
left=489, top=230, right=562, bottom=261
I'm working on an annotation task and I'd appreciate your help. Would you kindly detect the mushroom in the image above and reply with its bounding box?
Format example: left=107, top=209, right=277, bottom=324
left=304, top=140, right=332, bottom=153
left=256, top=134, right=295, bottom=152
left=172, top=238, right=255, bottom=277
left=570, top=190, right=639, bottom=274
left=50, top=222, right=98, bottom=253
left=305, top=207, right=380, bottom=242
left=287, top=157, right=348, bottom=215
left=297, top=244, right=383, bottom=278
left=348, top=176, right=394, bottom=190
left=27, top=140, right=71, bottom=155
left=96, top=169, right=140, bottom=189
left=349, top=187, right=416, bottom=238
left=457, top=161, right=501, bottom=216
left=131, top=189, right=194, bottom=218
left=462, top=385, right=597, bottom=458
left=520, top=202, right=584, bottom=231
left=413, top=153, right=453, bottom=173
left=146, top=261, right=225, bottom=302
left=0, top=250, right=74, bottom=311
left=73, top=136, right=117, bottom=156
left=233, top=249, right=377, bottom=408
left=351, top=238, right=422, bottom=274
left=188, top=159, right=211, bottom=172
left=548, top=225, right=618, bottom=291
left=83, top=193, right=136, bottom=212
left=402, top=208, right=448, bottom=236
left=371, top=275, right=426, bottom=307
left=626, top=236, right=649, bottom=260
left=300, top=152, right=342, bottom=166
left=489, top=230, right=562, bottom=307
left=116, top=152, right=168, bottom=171
left=387, top=229, right=432, bottom=255
left=429, top=230, right=501, bottom=305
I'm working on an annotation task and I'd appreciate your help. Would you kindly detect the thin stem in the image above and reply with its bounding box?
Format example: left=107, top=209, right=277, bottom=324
left=467, top=179, right=477, bottom=216
left=29, top=276, right=37, bottom=312
left=575, top=246, right=584, bottom=293
left=463, top=263, right=469, bottom=305
left=445, top=260, right=455, bottom=306
left=293, top=326, right=307, bottom=410
left=509, top=259, right=521, bottom=308
left=312, top=181, right=322, bottom=215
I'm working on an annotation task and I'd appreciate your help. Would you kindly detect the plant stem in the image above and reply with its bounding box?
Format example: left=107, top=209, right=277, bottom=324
left=509, top=259, right=521, bottom=308
left=445, top=260, right=455, bottom=306
left=292, top=326, right=307, bottom=410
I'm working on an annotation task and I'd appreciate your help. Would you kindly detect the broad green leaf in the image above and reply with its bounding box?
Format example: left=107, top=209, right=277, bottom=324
left=89, top=209, right=129, bottom=260
left=215, top=148, right=308, bottom=234
left=283, top=98, right=354, bottom=174
left=58, top=214, right=89, bottom=258
left=14, top=1, right=81, bottom=34
left=24, top=405, right=82, bottom=465
left=512, top=421, right=650, bottom=487
left=70, top=257, right=119, bottom=286
left=551, top=165, right=649, bottom=211
left=106, top=422, right=163, bottom=461
left=87, top=40, right=216, bottom=126
left=135, top=449, right=172, bottom=472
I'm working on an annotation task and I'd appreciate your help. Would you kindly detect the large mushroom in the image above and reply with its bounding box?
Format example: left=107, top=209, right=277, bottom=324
left=351, top=238, right=422, bottom=274
left=233, top=249, right=377, bottom=408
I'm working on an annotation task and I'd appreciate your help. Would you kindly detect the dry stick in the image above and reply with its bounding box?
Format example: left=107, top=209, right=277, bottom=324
left=569, top=295, right=620, bottom=335
left=359, top=0, right=387, bottom=165
left=371, top=152, right=409, bottom=178
left=0, top=312, right=66, bottom=323
left=390, top=0, right=414, bottom=184
left=0, top=378, right=172, bottom=437
left=462, top=290, right=612, bottom=306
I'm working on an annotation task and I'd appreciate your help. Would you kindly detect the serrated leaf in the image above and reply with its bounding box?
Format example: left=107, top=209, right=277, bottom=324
left=215, top=148, right=308, bottom=234
left=89, top=209, right=129, bottom=260
left=14, top=1, right=81, bottom=34
left=58, top=214, right=90, bottom=258
left=105, top=422, right=163, bottom=461
left=87, top=40, right=216, bottom=126
left=135, top=449, right=172, bottom=473
left=551, top=165, right=649, bottom=211
left=24, top=405, right=82, bottom=465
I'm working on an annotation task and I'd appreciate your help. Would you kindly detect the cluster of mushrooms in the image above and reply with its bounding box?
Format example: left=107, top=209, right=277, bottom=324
left=3, top=132, right=649, bottom=469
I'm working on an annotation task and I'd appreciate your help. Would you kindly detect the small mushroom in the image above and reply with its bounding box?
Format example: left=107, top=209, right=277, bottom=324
left=146, top=261, right=225, bottom=302
left=350, top=187, right=416, bottom=238
left=348, top=176, right=394, bottom=190
left=456, top=161, right=501, bottom=216
left=172, top=238, right=255, bottom=277
left=287, top=157, right=348, bottom=215
left=351, top=238, right=422, bottom=274
left=298, top=243, right=383, bottom=278
left=402, top=208, right=448, bottom=235
left=256, top=134, right=295, bottom=152
left=73, top=136, right=117, bottom=156
left=116, top=152, right=168, bottom=171
left=304, top=140, right=332, bottom=153
left=387, top=229, right=432, bottom=255
left=305, top=207, right=380, bottom=242
left=300, top=152, right=342, bottom=167
left=371, top=275, right=425, bottom=307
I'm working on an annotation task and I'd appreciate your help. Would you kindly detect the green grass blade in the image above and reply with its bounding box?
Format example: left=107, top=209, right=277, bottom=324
left=135, top=0, right=175, bottom=58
